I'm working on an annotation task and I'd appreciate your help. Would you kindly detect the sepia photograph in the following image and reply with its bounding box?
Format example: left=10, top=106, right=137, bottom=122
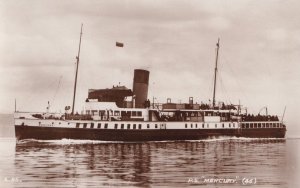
left=0, top=0, right=299, bottom=187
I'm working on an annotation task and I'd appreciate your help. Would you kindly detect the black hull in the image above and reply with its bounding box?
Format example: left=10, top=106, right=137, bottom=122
left=15, top=126, right=286, bottom=141
left=240, top=128, right=286, bottom=138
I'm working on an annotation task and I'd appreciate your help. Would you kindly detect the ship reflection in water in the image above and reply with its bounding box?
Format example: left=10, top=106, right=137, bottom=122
left=2, top=138, right=299, bottom=187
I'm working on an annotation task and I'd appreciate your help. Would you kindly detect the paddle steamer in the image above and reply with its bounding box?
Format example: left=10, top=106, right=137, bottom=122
left=13, top=26, right=286, bottom=141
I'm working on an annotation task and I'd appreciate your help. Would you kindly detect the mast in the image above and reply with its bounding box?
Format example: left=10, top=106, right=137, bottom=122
left=212, top=38, right=220, bottom=108
left=71, top=24, right=83, bottom=115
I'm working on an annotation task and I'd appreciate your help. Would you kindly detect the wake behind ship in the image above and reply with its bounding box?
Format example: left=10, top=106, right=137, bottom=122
left=13, top=27, right=286, bottom=141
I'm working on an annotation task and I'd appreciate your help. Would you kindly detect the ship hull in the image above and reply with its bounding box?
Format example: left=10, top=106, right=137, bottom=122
left=15, top=125, right=286, bottom=141
left=240, top=128, right=286, bottom=138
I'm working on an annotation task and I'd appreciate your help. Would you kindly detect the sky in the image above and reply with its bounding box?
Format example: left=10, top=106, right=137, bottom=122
left=1, top=0, right=300, bottom=137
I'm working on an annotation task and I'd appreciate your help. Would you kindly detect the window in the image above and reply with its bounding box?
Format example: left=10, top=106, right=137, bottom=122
left=215, top=124, right=217, bottom=128
left=195, top=124, right=197, bottom=128
left=139, top=124, right=142, bottom=129
left=137, top=111, right=142, bottom=116
left=207, top=124, right=209, bottom=128
left=104, top=123, right=108, bottom=129
left=133, top=124, right=136, bottom=129
left=229, top=123, right=231, bottom=128
left=83, top=123, right=87, bottom=128
left=132, top=111, right=137, bottom=116
left=233, top=123, right=235, bottom=128
left=254, top=123, right=257, bottom=128
left=97, top=123, right=101, bottom=129
left=99, top=111, right=105, bottom=116
left=91, top=110, right=97, bottom=116
left=191, top=124, right=193, bottom=128
left=202, top=124, right=204, bottom=128
left=266, top=123, right=269, bottom=128
left=76, top=123, right=80, bottom=128
left=121, top=111, right=126, bottom=116
left=127, top=124, right=130, bottom=129
left=114, top=124, right=118, bottom=129
left=222, top=123, right=224, bottom=128
left=242, top=124, right=245, bottom=129
left=258, top=124, right=261, bottom=128
left=185, top=124, right=187, bottom=128
left=114, top=111, right=120, bottom=116
left=246, top=124, right=249, bottom=129
left=155, top=124, right=158, bottom=128
left=91, top=123, right=94, bottom=128
left=147, top=124, right=150, bottom=128
left=121, top=124, right=124, bottom=129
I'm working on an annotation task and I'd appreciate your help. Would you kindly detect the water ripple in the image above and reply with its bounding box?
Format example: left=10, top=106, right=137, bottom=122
left=0, top=138, right=298, bottom=187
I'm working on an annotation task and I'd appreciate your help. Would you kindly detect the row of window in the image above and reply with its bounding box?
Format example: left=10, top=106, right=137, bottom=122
left=242, top=122, right=282, bottom=128
left=115, top=124, right=143, bottom=130
left=39, top=122, right=70, bottom=125
left=75, top=122, right=240, bottom=129
left=185, top=123, right=236, bottom=129
left=76, top=123, right=159, bottom=129
left=75, top=122, right=238, bottom=129
left=86, top=110, right=143, bottom=117
left=40, top=121, right=282, bottom=129
left=170, top=111, right=233, bottom=117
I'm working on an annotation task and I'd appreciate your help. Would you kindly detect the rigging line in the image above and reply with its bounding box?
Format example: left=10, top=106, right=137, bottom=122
left=18, top=75, right=65, bottom=111
left=207, top=46, right=218, bottom=103
left=221, top=56, right=249, bottom=102
left=52, top=76, right=63, bottom=106
left=218, top=70, right=231, bottom=105
left=217, top=49, right=233, bottom=105
left=217, top=60, right=231, bottom=105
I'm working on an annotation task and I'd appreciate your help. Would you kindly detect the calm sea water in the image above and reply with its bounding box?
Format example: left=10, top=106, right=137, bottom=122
left=0, top=115, right=299, bottom=188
